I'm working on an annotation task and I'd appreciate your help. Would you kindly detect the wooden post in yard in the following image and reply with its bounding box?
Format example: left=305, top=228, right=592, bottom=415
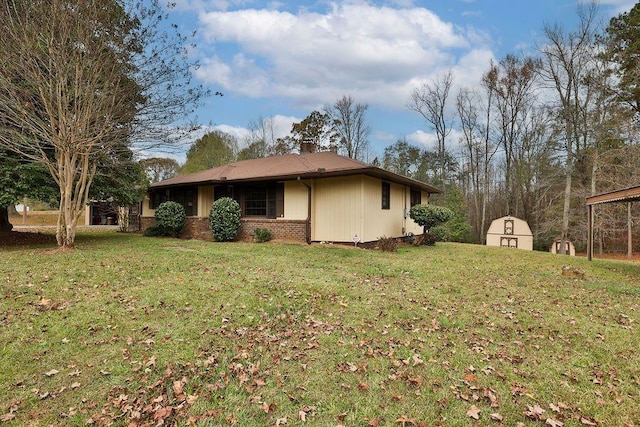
left=22, top=196, right=27, bottom=225
left=628, top=202, right=633, bottom=259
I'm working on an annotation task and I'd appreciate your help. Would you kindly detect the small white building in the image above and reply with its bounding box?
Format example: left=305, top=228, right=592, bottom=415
left=486, top=216, right=533, bottom=250
left=14, top=204, right=29, bottom=213
left=549, top=238, right=576, bottom=256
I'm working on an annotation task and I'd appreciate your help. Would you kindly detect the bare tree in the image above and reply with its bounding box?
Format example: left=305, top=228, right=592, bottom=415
left=409, top=69, right=454, bottom=184
left=482, top=55, right=540, bottom=217
left=538, top=2, right=599, bottom=254
left=457, top=84, right=502, bottom=243
left=325, top=95, right=370, bottom=160
left=0, top=0, right=207, bottom=248
left=238, top=115, right=278, bottom=160
left=457, top=88, right=482, bottom=239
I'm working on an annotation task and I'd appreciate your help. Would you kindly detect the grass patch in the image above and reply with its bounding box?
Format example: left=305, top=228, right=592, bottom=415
left=1, top=233, right=639, bottom=426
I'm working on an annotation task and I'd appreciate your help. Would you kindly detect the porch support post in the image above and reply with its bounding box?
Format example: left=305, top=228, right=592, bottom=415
left=628, top=202, right=633, bottom=259
left=587, top=204, right=593, bottom=261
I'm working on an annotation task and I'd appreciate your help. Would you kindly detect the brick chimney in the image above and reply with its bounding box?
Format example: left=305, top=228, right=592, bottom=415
left=300, top=140, right=316, bottom=154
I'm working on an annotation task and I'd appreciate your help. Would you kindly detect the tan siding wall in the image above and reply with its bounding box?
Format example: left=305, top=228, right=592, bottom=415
left=312, top=176, right=419, bottom=242
left=142, top=196, right=154, bottom=218
left=313, top=176, right=364, bottom=242
left=404, top=190, right=429, bottom=235
left=198, top=186, right=214, bottom=217
left=283, top=181, right=309, bottom=220
left=360, top=177, right=401, bottom=241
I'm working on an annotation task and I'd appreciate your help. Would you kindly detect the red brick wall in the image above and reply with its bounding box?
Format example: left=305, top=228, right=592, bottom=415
left=141, top=217, right=309, bottom=243
left=238, top=218, right=308, bottom=243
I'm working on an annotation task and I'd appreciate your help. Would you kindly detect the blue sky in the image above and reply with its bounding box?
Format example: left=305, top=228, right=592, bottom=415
left=164, top=0, right=637, bottom=162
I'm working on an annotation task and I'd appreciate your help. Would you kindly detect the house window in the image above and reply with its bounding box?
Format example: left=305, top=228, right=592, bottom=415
left=240, top=183, right=284, bottom=218
left=504, top=219, right=514, bottom=235
left=245, top=186, right=268, bottom=216
left=150, top=186, right=197, bottom=216
left=410, top=188, right=421, bottom=206
left=381, top=182, right=390, bottom=210
left=500, top=237, right=518, bottom=248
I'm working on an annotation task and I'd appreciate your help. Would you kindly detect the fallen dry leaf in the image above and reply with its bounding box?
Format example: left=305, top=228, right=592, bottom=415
left=546, top=417, right=564, bottom=427
left=44, top=369, right=59, bottom=377
left=466, top=405, right=481, bottom=420
left=0, top=413, right=16, bottom=422
left=490, top=413, right=503, bottom=421
left=525, top=404, right=546, bottom=420
left=173, top=378, right=185, bottom=396
left=395, top=415, right=417, bottom=426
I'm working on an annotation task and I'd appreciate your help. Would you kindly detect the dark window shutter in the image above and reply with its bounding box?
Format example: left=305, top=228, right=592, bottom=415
left=276, top=183, right=284, bottom=217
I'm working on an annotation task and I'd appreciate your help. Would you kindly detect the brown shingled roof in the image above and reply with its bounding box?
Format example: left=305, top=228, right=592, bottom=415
left=150, top=151, right=441, bottom=194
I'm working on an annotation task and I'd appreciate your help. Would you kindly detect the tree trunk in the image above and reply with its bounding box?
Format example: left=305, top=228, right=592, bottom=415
left=559, top=163, right=572, bottom=255
left=55, top=151, right=95, bottom=249
left=0, top=206, right=13, bottom=232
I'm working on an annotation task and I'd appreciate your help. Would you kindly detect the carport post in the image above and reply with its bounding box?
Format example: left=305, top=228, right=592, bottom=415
left=587, top=204, right=593, bottom=261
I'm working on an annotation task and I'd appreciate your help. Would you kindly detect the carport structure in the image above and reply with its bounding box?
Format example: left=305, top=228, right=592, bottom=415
left=586, top=185, right=640, bottom=260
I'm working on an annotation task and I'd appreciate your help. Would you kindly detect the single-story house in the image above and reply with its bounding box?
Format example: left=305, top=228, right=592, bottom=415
left=486, top=215, right=533, bottom=250
left=141, top=151, right=441, bottom=243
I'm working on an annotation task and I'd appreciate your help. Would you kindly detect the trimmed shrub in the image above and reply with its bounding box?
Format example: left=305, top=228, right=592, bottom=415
left=377, top=235, right=398, bottom=252
left=409, top=204, right=454, bottom=240
left=145, top=201, right=186, bottom=237
left=143, top=223, right=170, bottom=237
left=253, top=227, right=273, bottom=243
left=209, top=197, right=241, bottom=241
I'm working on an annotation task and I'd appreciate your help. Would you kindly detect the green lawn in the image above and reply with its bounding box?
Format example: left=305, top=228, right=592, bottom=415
left=1, top=232, right=639, bottom=426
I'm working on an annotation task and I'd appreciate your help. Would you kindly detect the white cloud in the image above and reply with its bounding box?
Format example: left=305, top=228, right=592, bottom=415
left=195, top=3, right=474, bottom=109
left=587, top=0, right=636, bottom=16
left=406, top=129, right=437, bottom=150
left=213, top=114, right=298, bottom=145
left=214, top=124, right=252, bottom=142
left=269, top=114, right=299, bottom=139
left=405, top=128, right=466, bottom=155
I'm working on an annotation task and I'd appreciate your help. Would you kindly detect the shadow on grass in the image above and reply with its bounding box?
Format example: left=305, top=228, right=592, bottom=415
left=0, top=229, right=135, bottom=249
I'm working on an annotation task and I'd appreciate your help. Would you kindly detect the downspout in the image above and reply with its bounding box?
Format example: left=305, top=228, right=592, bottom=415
left=402, top=186, right=407, bottom=235
left=298, top=177, right=312, bottom=245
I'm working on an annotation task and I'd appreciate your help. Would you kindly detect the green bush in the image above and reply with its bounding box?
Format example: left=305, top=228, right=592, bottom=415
left=428, top=187, right=475, bottom=243
left=409, top=204, right=453, bottom=246
left=253, top=227, right=273, bottom=243
left=409, top=204, right=453, bottom=233
left=143, top=223, right=170, bottom=237
left=145, top=201, right=186, bottom=237
left=209, top=197, right=241, bottom=241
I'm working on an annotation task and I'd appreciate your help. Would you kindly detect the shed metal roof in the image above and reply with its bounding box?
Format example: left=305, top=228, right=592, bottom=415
left=586, top=185, right=640, bottom=205
left=150, top=151, right=441, bottom=194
